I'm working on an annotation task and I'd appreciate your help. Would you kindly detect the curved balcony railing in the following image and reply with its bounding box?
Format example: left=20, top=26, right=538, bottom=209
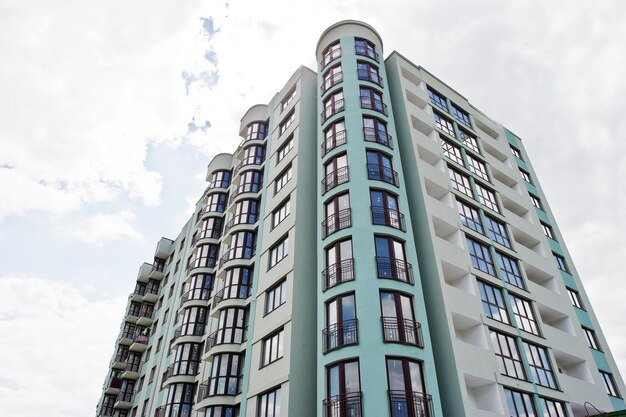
left=322, top=258, right=355, bottom=291
left=363, top=127, right=393, bottom=149
left=366, top=164, right=399, bottom=187
left=198, top=376, right=243, bottom=400
left=181, top=288, right=211, bottom=304
left=186, top=257, right=218, bottom=272
left=381, top=317, right=423, bottom=347
left=173, top=323, right=206, bottom=340
left=224, top=213, right=258, bottom=234
left=321, top=71, right=343, bottom=94
left=229, top=182, right=262, bottom=203
left=219, top=247, right=255, bottom=268
left=205, top=326, right=247, bottom=353
left=323, top=392, right=363, bottom=417
left=321, top=99, right=345, bottom=123
left=322, top=130, right=347, bottom=156
left=321, top=49, right=342, bottom=68
left=357, top=69, right=383, bottom=86
left=322, top=167, right=349, bottom=194
left=322, top=318, right=358, bottom=353
left=207, top=179, right=231, bottom=190
left=192, top=226, right=223, bottom=246
left=360, top=96, right=388, bottom=115
left=213, top=283, right=252, bottom=305
left=375, top=257, right=414, bottom=284
left=322, top=209, right=352, bottom=239
left=371, top=207, right=406, bottom=231
left=356, top=45, right=379, bottom=61
left=388, top=390, right=433, bottom=417
left=164, top=360, right=200, bottom=382
left=233, top=156, right=264, bottom=175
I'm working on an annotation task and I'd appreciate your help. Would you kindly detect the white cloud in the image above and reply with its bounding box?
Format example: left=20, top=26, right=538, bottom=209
left=74, top=210, right=143, bottom=246
left=0, top=277, right=126, bottom=417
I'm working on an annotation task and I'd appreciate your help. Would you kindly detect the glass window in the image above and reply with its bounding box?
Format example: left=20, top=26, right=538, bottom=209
left=209, top=170, right=232, bottom=189
left=539, top=397, right=567, bottom=417
left=449, top=167, right=473, bottom=197
left=363, top=116, right=391, bottom=148
left=246, top=121, right=268, bottom=141
left=386, top=358, right=429, bottom=417
left=554, top=253, right=569, bottom=273
left=457, top=200, right=484, bottom=234
left=366, top=150, right=397, bottom=186
left=275, top=166, right=293, bottom=194
left=600, top=371, right=621, bottom=397
left=164, top=383, right=195, bottom=417
left=323, top=153, right=349, bottom=193
left=207, top=353, right=242, bottom=396
left=375, top=235, right=412, bottom=283
left=323, top=120, right=347, bottom=155
left=262, top=329, right=284, bottom=366
left=232, top=199, right=259, bottom=227
left=194, top=244, right=219, bottom=269
left=523, top=342, right=557, bottom=389
left=321, top=41, right=341, bottom=67
left=278, top=112, right=295, bottom=136
left=450, top=103, right=470, bottom=126
left=510, top=146, right=522, bottom=159
left=179, top=306, right=208, bottom=337
left=360, top=86, right=386, bottom=115
left=258, top=387, right=281, bottom=417
left=242, top=144, right=265, bottom=167
left=355, top=38, right=378, bottom=60
left=496, top=252, right=525, bottom=289
left=490, top=330, right=526, bottom=379
left=380, top=291, right=421, bottom=346
left=322, top=65, right=343, bottom=94
left=466, top=237, right=496, bottom=276
left=504, top=388, right=536, bottom=417
left=460, top=129, right=480, bottom=153
left=541, top=223, right=555, bottom=240
left=530, top=194, right=543, bottom=210
left=326, top=360, right=362, bottom=416
left=204, top=405, right=239, bottom=417
left=520, top=169, right=532, bottom=184
left=221, top=267, right=252, bottom=301
left=272, top=199, right=290, bottom=229
left=324, top=293, right=358, bottom=352
left=441, top=139, right=464, bottom=166
left=324, top=239, right=354, bottom=290
left=434, top=111, right=455, bottom=137
left=324, top=193, right=351, bottom=238
left=583, top=327, right=601, bottom=350
left=370, top=189, right=403, bottom=231
left=214, top=307, right=247, bottom=346
left=477, top=280, right=510, bottom=324
left=268, top=236, right=289, bottom=268
left=427, top=87, right=448, bottom=112
left=357, top=61, right=382, bottom=85
left=467, top=155, right=489, bottom=181
left=276, top=137, right=293, bottom=163
left=566, top=288, right=583, bottom=309
left=322, top=90, right=344, bottom=122
left=238, top=170, right=263, bottom=194
left=265, top=280, right=287, bottom=315
left=281, top=89, right=296, bottom=111
left=510, top=294, right=539, bottom=335
left=206, top=193, right=228, bottom=213
left=476, top=184, right=499, bottom=213
left=486, top=216, right=511, bottom=248
left=227, top=231, right=256, bottom=261
left=199, top=217, right=223, bottom=240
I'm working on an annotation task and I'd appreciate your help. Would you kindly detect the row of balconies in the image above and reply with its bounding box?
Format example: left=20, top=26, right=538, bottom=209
left=322, top=390, right=433, bottom=417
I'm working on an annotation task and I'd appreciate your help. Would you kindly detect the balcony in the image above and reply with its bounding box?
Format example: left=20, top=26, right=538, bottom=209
left=323, top=392, right=363, bottom=417
left=122, top=360, right=143, bottom=380
left=366, top=164, right=399, bottom=187
left=224, top=213, right=257, bottom=234
left=363, top=127, right=393, bottom=149
left=181, top=288, right=211, bottom=305
left=104, top=377, right=123, bottom=395
left=357, top=69, right=383, bottom=86
left=198, top=377, right=242, bottom=401
left=322, top=130, right=347, bottom=156
left=192, top=227, right=223, bottom=246
left=229, top=182, right=262, bottom=204
left=233, top=156, right=264, bottom=176
left=219, top=247, right=255, bottom=268
left=321, top=71, right=343, bottom=94
left=144, top=284, right=160, bottom=303
left=173, top=324, right=206, bottom=341
left=322, top=209, right=352, bottom=239
left=321, top=99, right=345, bottom=123
left=321, top=49, right=341, bottom=68
left=322, top=319, right=358, bottom=353
left=164, top=360, right=200, bottom=383
left=186, top=257, right=218, bottom=273
left=322, top=167, right=349, bottom=194
left=130, top=333, right=149, bottom=352
left=356, top=45, right=379, bottom=61
left=375, top=257, right=414, bottom=284
left=213, top=284, right=251, bottom=306
left=360, top=96, right=388, bottom=115
left=388, top=390, right=433, bottom=417
left=205, top=327, right=247, bottom=353
left=322, top=258, right=355, bottom=291
left=381, top=317, right=423, bottom=347
left=114, top=391, right=134, bottom=409
left=371, top=207, right=406, bottom=231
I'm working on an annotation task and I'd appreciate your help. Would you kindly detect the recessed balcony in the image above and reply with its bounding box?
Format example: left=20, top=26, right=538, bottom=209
left=375, top=257, right=414, bottom=284
left=371, top=206, right=406, bottom=231
left=363, top=127, right=393, bottom=149
left=321, top=209, right=352, bottom=239
left=323, top=392, right=363, bottom=417
left=388, top=390, right=433, bottom=417
left=103, top=377, right=123, bottom=395
left=322, top=318, right=358, bottom=353
left=321, top=167, right=349, bottom=194
left=381, top=317, right=423, bottom=347
left=366, top=164, right=399, bottom=187
left=322, top=258, right=355, bottom=291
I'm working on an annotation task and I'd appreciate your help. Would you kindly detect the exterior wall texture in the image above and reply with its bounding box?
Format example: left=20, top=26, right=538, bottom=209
left=97, top=20, right=625, bottom=417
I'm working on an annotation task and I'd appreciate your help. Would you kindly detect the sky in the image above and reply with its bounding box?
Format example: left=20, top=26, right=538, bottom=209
left=0, top=1, right=625, bottom=416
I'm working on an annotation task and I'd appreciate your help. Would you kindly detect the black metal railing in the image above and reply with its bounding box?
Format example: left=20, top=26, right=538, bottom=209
left=229, top=182, right=262, bottom=203
left=322, top=258, right=355, bottom=290
left=388, top=391, right=433, bottom=417
left=192, top=226, right=223, bottom=245
left=224, top=213, right=258, bottom=234
left=323, top=319, right=358, bottom=353
left=181, top=288, right=211, bottom=304
left=205, top=326, right=247, bottom=353
left=321, top=71, right=343, bottom=94
left=173, top=323, right=206, bottom=340
left=356, top=46, right=379, bottom=61
left=381, top=317, right=423, bottom=347
left=323, top=392, right=363, bottom=417
left=187, top=257, right=218, bottom=271
left=360, top=96, right=388, bottom=115
left=322, top=209, right=352, bottom=239
left=213, top=283, right=251, bottom=305
left=363, top=127, right=393, bottom=149
left=357, top=69, right=383, bottom=86
left=164, top=360, right=200, bottom=382
left=321, top=49, right=342, bottom=68
left=321, top=99, right=345, bottom=123
left=371, top=207, right=406, bottom=231
left=366, top=164, right=399, bottom=186
left=322, top=130, right=347, bottom=156
left=375, top=257, right=414, bottom=284
left=219, top=247, right=255, bottom=268
left=322, top=166, right=349, bottom=194
left=198, top=376, right=243, bottom=400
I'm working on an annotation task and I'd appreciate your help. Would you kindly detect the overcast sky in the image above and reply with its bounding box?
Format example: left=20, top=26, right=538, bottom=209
left=1, top=1, right=625, bottom=416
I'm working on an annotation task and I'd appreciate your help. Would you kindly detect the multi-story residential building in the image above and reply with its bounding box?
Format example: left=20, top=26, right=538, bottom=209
left=96, top=20, right=625, bottom=417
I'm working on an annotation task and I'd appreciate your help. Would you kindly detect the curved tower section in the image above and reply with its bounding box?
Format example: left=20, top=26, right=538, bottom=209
left=315, top=20, right=443, bottom=417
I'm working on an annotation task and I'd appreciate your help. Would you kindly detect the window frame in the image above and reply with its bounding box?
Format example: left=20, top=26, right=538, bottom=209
left=272, top=199, right=291, bottom=229
left=265, top=279, right=287, bottom=315
left=276, top=136, right=294, bottom=163
left=274, top=165, right=293, bottom=194
left=523, top=342, right=558, bottom=389
left=261, top=328, right=284, bottom=367
left=466, top=237, right=496, bottom=276
left=490, top=330, right=526, bottom=380
left=268, top=236, right=289, bottom=269
left=509, top=294, right=540, bottom=335
left=477, top=280, right=510, bottom=324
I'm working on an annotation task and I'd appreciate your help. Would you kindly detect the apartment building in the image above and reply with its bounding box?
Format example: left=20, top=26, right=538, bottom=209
left=96, top=20, right=625, bottom=417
